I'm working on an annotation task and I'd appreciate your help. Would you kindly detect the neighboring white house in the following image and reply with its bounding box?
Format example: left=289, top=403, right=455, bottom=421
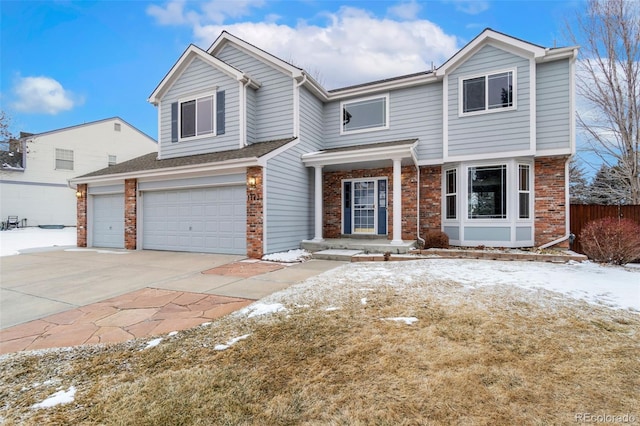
left=0, top=117, right=157, bottom=227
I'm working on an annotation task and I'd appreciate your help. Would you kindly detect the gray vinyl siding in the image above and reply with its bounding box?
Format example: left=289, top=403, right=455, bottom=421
left=88, top=184, right=124, bottom=195
left=138, top=173, right=245, bottom=191
left=159, top=57, right=239, bottom=159
left=322, top=85, right=442, bottom=159
left=264, top=87, right=324, bottom=253
left=265, top=145, right=312, bottom=253
left=217, top=44, right=294, bottom=142
left=447, top=45, right=530, bottom=157
left=536, top=59, right=571, bottom=151
left=246, top=87, right=257, bottom=143
left=299, top=87, right=324, bottom=151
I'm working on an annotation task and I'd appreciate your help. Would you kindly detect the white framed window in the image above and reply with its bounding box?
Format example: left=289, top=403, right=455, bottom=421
left=340, top=94, right=389, bottom=134
left=460, top=69, right=515, bottom=115
left=179, top=92, right=215, bottom=140
left=467, top=164, right=507, bottom=219
left=114, top=122, right=121, bottom=131
left=55, top=148, right=74, bottom=171
left=445, top=169, right=457, bottom=219
left=518, top=164, right=531, bottom=219
left=108, top=155, right=117, bottom=166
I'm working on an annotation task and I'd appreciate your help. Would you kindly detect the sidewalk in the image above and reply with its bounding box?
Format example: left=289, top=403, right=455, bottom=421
left=0, top=248, right=344, bottom=354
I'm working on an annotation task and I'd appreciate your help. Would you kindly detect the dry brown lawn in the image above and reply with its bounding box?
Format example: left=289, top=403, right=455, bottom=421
left=1, top=268, right=638, bottom=425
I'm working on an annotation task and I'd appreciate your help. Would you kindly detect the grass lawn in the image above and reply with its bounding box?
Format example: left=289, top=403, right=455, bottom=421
left=1, top=261, right=638, bottom=425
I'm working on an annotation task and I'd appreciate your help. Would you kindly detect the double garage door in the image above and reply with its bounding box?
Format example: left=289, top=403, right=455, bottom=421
left=142, top=185, right=246, bottom=255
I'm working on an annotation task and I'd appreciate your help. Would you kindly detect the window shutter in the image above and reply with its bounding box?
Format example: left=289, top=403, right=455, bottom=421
left=216, top=91, right=225, bottom=135
left=171, top=102, right=178, bottom=142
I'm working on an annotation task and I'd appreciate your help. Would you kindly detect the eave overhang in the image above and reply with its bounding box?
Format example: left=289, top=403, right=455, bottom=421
left=301, top=139, right=418, bottom=168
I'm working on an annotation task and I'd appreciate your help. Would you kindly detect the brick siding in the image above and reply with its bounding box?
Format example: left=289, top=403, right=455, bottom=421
left=246, top=166, right=264, bottom=258
left=124, top=179, right=137, bottom=250
left=76, top=183, right=87, bottom=247
left=534, top=156, right=569, bottom=248
left=322, top=166, right=422, bottom=241
left=419, top=165, right=442, bottom=237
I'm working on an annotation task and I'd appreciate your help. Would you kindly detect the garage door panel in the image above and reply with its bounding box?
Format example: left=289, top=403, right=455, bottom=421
left=143, top=185, right=246, bottom=254
left=93, top=194, right=124, bottom=249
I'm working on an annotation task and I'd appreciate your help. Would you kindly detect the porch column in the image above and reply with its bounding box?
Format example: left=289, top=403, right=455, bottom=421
left=312, top=165, right=324, bottom=241
left=391, top=158, right=403, bottom=245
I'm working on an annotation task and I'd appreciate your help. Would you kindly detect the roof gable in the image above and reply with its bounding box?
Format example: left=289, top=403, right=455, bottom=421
left=207, top=31, right=304, bottom=79
left=435, top=28, right=546, bottom=77
left=148, top=44, right=259, bottom=105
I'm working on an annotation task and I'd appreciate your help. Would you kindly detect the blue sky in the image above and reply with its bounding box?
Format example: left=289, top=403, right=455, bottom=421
left=1, top=0, right=584, bottom=141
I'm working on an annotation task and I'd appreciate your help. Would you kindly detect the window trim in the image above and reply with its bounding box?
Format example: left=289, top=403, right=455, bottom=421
left=55, top=148, right=74, bottom=171
left=445, top=168, right=457, bottom=220
left=466, top=164, right=508, bottom=220
left=517, top=163, right=531, bottom=220
left=108, top=155, right=117, bottom=167
left=177, top=90, right=217, bottom=142
left=340, top=93, right=389, bottom=135
left=458, top=68, right=516, bottom=117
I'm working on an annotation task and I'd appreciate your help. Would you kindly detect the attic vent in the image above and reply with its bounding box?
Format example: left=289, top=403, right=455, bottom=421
left=108, top=155, right=117, bottom=166
left=114, top=123, right=121, bottom=131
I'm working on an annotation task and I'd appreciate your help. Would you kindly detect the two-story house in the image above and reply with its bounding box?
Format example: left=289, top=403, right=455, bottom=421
left=1, top=118, right=157, bottom=227
left=70, top=29, right=577, bottom=257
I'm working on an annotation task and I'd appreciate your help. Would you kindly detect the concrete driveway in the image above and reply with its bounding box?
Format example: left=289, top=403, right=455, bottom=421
left=0, top=247, right=343, bottom=352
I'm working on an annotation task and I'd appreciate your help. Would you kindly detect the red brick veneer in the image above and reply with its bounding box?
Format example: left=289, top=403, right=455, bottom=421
left=322, top=166, right=423, bottom=241
left=124, top=179, right=137, bottom=250
left=76, top=183, right=88, bottom=247
left=246, top=166, right=264, bottom=258
left=419, top=165, right=442, bottom=236
left=534, top=156, right=569, bottom=248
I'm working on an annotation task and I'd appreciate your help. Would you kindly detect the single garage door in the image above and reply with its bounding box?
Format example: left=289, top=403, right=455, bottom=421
left=142, top=185, right=246, bottom=254
left=92, top=194, right=124, bottom=248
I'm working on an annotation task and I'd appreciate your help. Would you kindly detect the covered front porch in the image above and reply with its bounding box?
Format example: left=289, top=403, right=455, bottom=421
left=301, top=139, right=419, bottom=251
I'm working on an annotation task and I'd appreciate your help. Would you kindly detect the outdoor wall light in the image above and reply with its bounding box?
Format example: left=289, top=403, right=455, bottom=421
left=76, top=190, right=83, bottom=199
left=248, top=177, right=257, bottom=188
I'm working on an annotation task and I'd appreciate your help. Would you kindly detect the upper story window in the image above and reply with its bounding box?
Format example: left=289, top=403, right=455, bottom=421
left=55, top=148, right=74, bottom=171
left=341, top=94, right=389, bottom=134
left=171, top=90, right=225, bottom=143
left=108, top=155, right=117, bottom=166
left=180, top=93, right=214, bottom=139
left=461, top=70, right=515, bottom=115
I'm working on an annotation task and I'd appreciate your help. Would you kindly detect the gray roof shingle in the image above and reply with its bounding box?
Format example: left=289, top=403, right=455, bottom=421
left=75, top=138, right=295, bottom=180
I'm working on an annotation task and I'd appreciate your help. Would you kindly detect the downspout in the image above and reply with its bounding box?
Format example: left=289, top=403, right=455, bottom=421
left=410, top=147, right=425, bottom=247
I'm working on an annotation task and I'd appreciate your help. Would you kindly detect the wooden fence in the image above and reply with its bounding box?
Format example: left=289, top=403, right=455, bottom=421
left=569, top=204, right=640, bottom=254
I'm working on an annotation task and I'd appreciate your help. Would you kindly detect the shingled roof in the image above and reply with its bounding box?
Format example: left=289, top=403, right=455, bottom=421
left=75, top=138, right=296, bottom=180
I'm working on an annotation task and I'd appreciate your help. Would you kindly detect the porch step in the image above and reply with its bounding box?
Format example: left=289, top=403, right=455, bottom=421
left=302, top=238, right=416, bottom=255
left=312, top=249, right=363, bottom=261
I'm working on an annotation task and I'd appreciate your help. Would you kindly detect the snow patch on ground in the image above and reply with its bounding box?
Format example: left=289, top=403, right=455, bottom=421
left=0, top=227, right=77, bottom=257
left=141, top=338, right=162, bottom=350
left=241, top=303, right=287, bottom=318
left=262, top=249, right=312, bottom=263
left=383, top=317, right=419, bottom=325
left=213, top=334, right=251, bottom=351
left=31, top=386, right=76, bottom=409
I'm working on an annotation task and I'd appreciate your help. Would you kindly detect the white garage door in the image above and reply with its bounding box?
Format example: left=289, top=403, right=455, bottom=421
left=92, top=194, right=124, bottom=248
left=142, top=185, right=246, bottom=255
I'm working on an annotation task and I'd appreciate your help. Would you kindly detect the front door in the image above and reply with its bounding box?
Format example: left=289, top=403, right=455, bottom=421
left=343, top=178, right=387, bottom=235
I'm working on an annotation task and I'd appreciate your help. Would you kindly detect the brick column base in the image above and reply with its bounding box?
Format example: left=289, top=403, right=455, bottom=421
left=246, top=166, right=264, bottom=258
left=124, top=179, right=137, bottom=250
left=76, top=184, right=87, bottom=247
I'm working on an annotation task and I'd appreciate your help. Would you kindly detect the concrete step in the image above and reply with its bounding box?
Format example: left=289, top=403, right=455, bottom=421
left=311, top=249, right=363, bottom=261
left=302, top=239, right=416, bottom=254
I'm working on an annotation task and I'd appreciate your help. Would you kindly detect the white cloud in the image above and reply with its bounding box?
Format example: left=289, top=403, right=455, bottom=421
left=12, top=76, right=79, bottom=115
left=447, top=0, right=490, bottom=15
left=387, top=1, right=422, bottom=20
left=147, top=0, right=265, bottom=26
left=189, top=6, right=459, bottom=89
